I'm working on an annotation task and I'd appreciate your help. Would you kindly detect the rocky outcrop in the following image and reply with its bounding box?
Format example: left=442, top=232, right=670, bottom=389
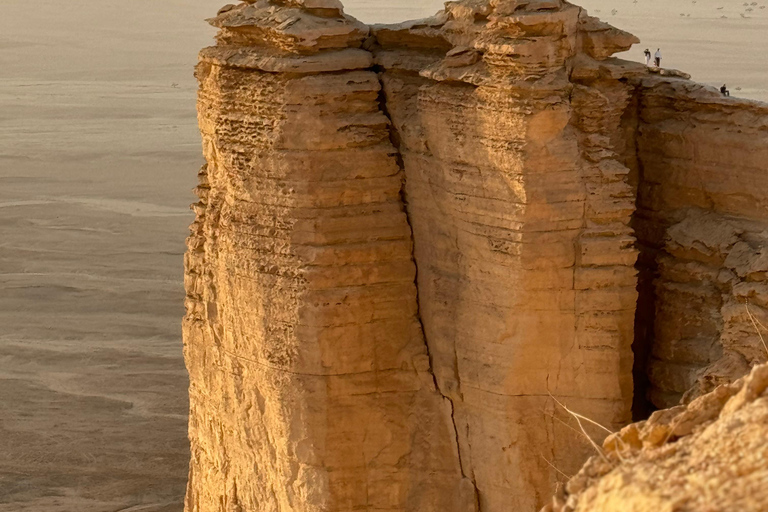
left=634, top=79, right=768, bottom=409
left=184, top=1, right=768, bottom=511
left=544, top=362, right=768, bottom=512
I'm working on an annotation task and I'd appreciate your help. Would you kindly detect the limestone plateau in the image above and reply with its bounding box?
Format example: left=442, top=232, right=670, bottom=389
left=183, top=0, right=768, bottom=511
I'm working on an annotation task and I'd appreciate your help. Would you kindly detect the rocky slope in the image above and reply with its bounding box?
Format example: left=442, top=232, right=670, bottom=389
left=184, top=1, right=768, bottom=511
left=543, top=362, right=768, bottom=512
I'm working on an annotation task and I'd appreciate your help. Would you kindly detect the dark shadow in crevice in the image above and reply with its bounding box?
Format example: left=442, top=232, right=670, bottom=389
left=624, top=82, right=658, bottom=421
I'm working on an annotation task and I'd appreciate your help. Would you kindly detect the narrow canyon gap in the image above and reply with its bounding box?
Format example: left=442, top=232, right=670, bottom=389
left=183, top=1, right=768, bottom=511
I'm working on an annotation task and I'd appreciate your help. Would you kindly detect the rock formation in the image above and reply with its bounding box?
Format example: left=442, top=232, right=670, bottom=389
left=184, top=1, right=768, bottom=511
left=185, top=2, right=469, bottom=511
left=634, top=79, right=768, bottom=409
left=373, top=4, right=642, bottom=509
left=543, top=362, right=768, bottom=512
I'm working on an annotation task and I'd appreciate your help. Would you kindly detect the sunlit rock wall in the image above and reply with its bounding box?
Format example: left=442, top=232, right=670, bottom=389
left=184, top=1, right=768, bottom=511
left=635, top=78, right=768, bottom=409
left=184, top=2, right=468, bottom=511
left=372, top=2, right=640, bottom=509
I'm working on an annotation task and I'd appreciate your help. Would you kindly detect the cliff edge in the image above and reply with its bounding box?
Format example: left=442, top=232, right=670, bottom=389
left=184, top=1, right=768, bottom=511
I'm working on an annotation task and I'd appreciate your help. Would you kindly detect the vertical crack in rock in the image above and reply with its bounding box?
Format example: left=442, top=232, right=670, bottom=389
left=370, top=2, right=643, bottom=509
left=375, top=62, right=481, bottom=507
left=184, top=1, right=768, bottom=511
left=626, top=83, right=657, bottom=421
left=186, top=2, right=470, bottom=512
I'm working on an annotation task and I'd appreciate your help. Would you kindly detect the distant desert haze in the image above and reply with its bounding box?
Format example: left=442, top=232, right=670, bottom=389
left=0, top=1, right=766, bottom=511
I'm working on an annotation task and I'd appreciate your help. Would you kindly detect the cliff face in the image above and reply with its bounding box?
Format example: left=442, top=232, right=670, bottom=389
left=184, top=1, right=768, bottom=511
left=373, top=4, right=640, bottom=509
left=185, top=3, right=469, bottom=511
left=635, top=79, right=768, bottom=409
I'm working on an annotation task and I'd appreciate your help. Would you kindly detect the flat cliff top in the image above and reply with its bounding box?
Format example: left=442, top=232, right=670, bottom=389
left=207, top=0, right=368, bottom=52
left=642, top=75, right=768, bottom=116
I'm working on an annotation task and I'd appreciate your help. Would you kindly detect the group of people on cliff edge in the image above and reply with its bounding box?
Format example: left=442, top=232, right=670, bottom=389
left=643, top=48, right=732, bottom=97
left=644, top=48, right=733, bottom=98
left=644, top=48, right=662, bottom=67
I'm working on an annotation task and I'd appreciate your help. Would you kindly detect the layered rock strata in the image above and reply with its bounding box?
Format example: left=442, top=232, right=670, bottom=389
left=544, top=362, right=768, bottom=512
left=184, top=1, right=768, bottom=511
left=634, top=79, right=768, bottom=408
left=372, top=4, right=641, bottom=509
left=185, top=2, right=468, bottom=511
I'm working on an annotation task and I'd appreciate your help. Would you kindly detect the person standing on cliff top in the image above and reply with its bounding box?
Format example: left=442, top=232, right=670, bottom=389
left=644, top=48, right=652, bottom=66
left=654, top=48, right=662, bottom=67
left=721, top=84, right=730, bottom=96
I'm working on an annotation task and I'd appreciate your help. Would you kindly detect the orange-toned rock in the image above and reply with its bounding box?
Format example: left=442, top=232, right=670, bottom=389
left=185, top=3, right=469, bottom=511
left=370, top=2, right=642, bottom=509
left=543, top=363, right=768, bottom=512
left=184, top=1, right=768, bottom=511
left=635, top=78, right=768, bottom=409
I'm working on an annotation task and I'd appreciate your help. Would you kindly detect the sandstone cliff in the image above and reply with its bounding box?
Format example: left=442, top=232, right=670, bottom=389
left=544, top=362, right=768, bottom=512
left=184, top=1, right=768, bottom=511
left=634, top=79, right=768, bottom=409
left=185, top=2, right=470, bottom=511
left=372, top=4, right=642, bottom=509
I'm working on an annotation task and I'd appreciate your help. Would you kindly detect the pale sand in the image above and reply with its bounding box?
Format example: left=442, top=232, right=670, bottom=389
left=578, top=0, right=768, bottom=101
left=0, top=0, right=765, bottom=510
left=344, top=0, right=768, bottom=101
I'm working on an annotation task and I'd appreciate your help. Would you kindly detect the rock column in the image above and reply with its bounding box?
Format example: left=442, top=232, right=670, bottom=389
left=184, top=2, right=467, bottom=511
left=373, top=3, right=640, bottom=509
left=185, top=1, right=659, bottom=511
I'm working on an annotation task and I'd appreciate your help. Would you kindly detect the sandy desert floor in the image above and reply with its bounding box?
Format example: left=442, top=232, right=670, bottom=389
left=0, top=1, right=213, bottom=510
left=0, top=0, right=765, bottom=511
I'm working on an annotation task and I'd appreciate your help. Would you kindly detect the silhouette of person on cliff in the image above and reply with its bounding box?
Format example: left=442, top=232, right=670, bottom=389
left=721, top=84, right=730, bottom=96
left=654, top=48, right=662, bottom=67
left=644, top=48, right=652, bottom=66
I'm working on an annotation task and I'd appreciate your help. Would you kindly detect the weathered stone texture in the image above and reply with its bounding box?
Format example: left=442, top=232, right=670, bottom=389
left=544, top=363, right=768, bottom=512
left=185, top=5, right=468, bottom=511
left=185, top=1, right=768, bottom=511
left=373, top=3, right=641, bottom=508
left=635, top=79, right=768, bottom=408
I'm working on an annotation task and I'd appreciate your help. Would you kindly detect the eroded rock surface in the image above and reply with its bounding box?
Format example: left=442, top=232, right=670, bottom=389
left=186, top=3, right=469, bottom=511
left=635, top=79, right=768, bottom=409
left=372, top=3, right=641, bottom=509
left=544, top=363, right=768, bottom=512
left=184, top=1, right=768, bottom=511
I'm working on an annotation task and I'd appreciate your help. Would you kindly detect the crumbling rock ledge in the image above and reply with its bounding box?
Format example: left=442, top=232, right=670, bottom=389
left=184, top=1, right=768, bottom=511
left=543, top=362, right=768, bottom=512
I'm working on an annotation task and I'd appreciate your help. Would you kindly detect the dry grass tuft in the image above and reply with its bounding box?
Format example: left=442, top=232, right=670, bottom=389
left=745, top=301, right=768, bottom=359
left=547, top=393, right=618, bottom=462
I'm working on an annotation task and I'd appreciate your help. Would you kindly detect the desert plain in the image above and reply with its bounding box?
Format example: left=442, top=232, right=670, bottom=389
left=0, top=0, right=766, bottom=510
